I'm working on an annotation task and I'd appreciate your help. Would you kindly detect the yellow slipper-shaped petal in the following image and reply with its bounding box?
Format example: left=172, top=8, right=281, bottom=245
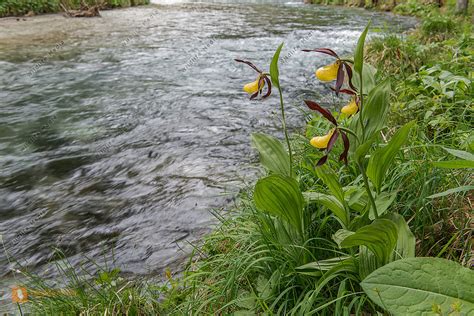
left=243, top=77, right=264, bottom=94
left=315, top=61, right=340, bottom=82
left=341, top=98, right=358, bottom=116
left=310, top=129, right=335, bottom=149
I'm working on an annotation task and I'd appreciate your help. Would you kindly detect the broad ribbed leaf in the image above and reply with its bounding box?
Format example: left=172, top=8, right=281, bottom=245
left=351, top=63, right=377, bottom=95
left=251, top=133, right=290, bottom=177
left=361, top=80, right=391, bottom=140
left=361, top=258, right=474, bottom=315
left=383, top=213, right=415, bottom=260
left=333, top=229, right=355, bottom=248
left=340, top=219, right=398, bottom=264
left=315, top=164, right=345, bottom=205
left=305, top=192, right=349, bottom=227
left=367, top=121, right=415, bottom=193
left=371, top=192, right=397, bottom=220
left=296, top=257, right=356, bottom=277
left=254, top=174, right=304, bottom=231
left=270, top=43, right=284, bottom=89
left=354, top=22, right=370, bottom=76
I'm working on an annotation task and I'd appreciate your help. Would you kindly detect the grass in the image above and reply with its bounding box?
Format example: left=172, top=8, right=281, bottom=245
left=9, top=2, right=474, bottom=315
left=0, top=0, right=150, bottom=17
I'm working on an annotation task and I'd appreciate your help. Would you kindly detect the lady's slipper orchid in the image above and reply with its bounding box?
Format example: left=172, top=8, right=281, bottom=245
left=243, top=76, right=265, bottom=94
left=302, top=48, right=356, bottom=95
left=341, top=97, right=359, bottom=116
left=235, top=59, right=271, bottom=100
left=310, top=129, right=335, bottom=149
left=315, top=60, right=341, bottom=82
left=304, top=100, right=350, bottom=166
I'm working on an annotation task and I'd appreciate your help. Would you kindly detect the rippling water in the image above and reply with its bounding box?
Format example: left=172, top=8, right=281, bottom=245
left=0, top=0, right=416, bottom=287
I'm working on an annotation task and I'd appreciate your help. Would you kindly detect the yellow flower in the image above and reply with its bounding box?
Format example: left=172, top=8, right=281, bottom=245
left=341, top=98, right=359, bottom=116
left=310, top=129, right=335, bottom=149
left=243, top=77, right=265, bottom=94
left=315, top=60, right=340, bottom=82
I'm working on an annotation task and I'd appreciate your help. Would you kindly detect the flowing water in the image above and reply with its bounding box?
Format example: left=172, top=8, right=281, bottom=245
left=0, top=0, right=416, bottom=292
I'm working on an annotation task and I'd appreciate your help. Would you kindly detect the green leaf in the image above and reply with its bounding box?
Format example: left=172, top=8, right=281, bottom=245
left=351, top=63, right=377, bottom=95
left=383, top=213, right=415, bottom=260
left=270, top=43, right=284, bottom=89
left=333, top=229, right=355, bottom=248
left=254, top=174, right=304, bottom=231
left=361, top=80, right=391, bottom=141
left=428, top=185, right=474, bottom=199
left=296, top=257, right=356, bottom=277
left=315, top=164, right=345, bottom=205
left=340, top=219, right=398, bottom=264
left=371, top=192, right=397, bottom=220
left=251, top=133, right=291, bottom=176
left=433, top=160, right=474, bottom=169
left=361, top=258, right=474, bottom=315
left=304, top=192, right=349, bottom=227
left=442, top=147, right=474, bottom=161
left=367, top=121, right=415, bottom=193
left=354, top=22, right=371, bottom=76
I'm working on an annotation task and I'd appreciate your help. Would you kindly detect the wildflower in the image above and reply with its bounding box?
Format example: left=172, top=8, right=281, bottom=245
left=302, top=48, right=356, bottom=95
left=341, top=97, right=359, bottom=116
left=310, top=129, right=335, bottom=149
left=235, top=59, right=272, bottom=100
left=305, top=100, right=350, bottom=166
left=11, top=286, right=28, bottom=303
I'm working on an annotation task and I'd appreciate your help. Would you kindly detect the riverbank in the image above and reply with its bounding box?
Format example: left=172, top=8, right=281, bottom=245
left=0, top=0, right=149, bottom=18
left=5, top=1, right=473, bottom=314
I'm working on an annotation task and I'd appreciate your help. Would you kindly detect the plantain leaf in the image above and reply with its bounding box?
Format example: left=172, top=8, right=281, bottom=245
left=304, top=192, right=349, bottom=227
left=361, top=257, right=474, bottom=315
left=270, top=43, right=284, bottom=89
left=367, top=121, right=415, bottom=193
left=340, top=219, right=398, bottom=264
left=254, top=174, right=304, bottom=231
left=354, top=22, right=371, bottom=77
left=315, top=164, right=345, bottom=205
left=251, top=133, right=291, bottom=177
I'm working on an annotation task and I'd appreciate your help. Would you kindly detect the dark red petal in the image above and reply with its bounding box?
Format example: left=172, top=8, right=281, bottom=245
left=316, top=155, right=328, bottom=166
left=339, top=131, right=350, bottom=164
left=327, top=129, right=339, bottom=152
left=234, top=59, right=262, bottom=73
left=262, top=76, right=272, bottom=99
left=304, top=100, right=337, bottom=126
left=301, top=48, right=339, bottom=58
left=258, top=77, right=265, bottom=95
left=250, top=91, right=259, bottom=100
left=343, top=62, right=357, bottom=92
left=335, top=64, right=345, bottom=96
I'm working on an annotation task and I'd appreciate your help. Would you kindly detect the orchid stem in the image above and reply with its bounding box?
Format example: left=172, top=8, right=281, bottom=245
left=357, top=161, right=378, bottom=219
left=278, top=86, right=293, bottom=176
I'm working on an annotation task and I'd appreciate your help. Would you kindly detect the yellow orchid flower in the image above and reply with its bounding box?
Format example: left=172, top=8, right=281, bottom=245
left=341, top=98, right=359, bottom=116
left=310, top=129, right=335, bottom=149
left=243, top=76, right=265, bottom=94
left=315, top=60, right=341, bottom=82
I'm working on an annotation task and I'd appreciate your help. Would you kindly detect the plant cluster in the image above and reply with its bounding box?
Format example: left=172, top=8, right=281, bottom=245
left=169, top=23, right=474, bottom=315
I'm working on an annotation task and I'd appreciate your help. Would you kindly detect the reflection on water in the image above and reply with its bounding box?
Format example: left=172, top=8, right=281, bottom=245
left=0, top=0, right=415, bottom=288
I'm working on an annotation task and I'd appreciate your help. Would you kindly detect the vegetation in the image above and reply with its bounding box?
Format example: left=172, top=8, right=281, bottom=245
left=10, top=1, right=473, bottom=315
left=0, top=0, right=149, bottom=17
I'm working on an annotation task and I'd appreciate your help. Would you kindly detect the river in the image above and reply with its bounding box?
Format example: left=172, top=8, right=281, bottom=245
left=0, top=0, right=416, bottom=290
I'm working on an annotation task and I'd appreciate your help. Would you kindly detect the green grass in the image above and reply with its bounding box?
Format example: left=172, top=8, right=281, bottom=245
left=0, top=0, right=150, bottom=17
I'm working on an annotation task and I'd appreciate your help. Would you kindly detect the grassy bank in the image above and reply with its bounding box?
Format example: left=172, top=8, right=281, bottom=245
left=13, top=2, right=474, bottom=315
left=0, top=0, right=150, bottom=18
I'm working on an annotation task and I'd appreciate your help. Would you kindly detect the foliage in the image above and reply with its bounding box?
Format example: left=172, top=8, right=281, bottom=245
left=0, top=0, right=149, bottom=17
